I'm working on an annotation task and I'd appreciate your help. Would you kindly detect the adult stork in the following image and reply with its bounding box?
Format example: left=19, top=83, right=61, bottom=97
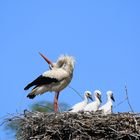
left=24, top=53, right=75, bottom=112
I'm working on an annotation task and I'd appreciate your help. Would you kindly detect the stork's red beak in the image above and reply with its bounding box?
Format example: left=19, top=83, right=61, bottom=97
left=39, top=52, right=52, bottom=65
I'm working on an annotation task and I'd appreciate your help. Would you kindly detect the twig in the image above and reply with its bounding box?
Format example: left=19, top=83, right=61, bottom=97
left=124, top=85, right=138, bottom=132
left=114, top=97, right=127, bottom=108
left=125, top=85, right=134, bottom=112
left=68, top=86, right=83, bottom=100
left=58, top=104, right=63, bottom=113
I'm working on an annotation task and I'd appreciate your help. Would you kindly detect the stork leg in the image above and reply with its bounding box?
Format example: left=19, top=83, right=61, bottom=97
left=54, top=92, right=60, bottom=112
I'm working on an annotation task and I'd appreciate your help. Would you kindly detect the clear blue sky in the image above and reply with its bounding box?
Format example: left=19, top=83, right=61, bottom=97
left=0, top=0, right=140, bottom=139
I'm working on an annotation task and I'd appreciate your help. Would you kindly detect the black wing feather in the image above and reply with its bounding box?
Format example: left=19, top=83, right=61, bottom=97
left=24, top=75, right=58, bottom=90
left=68, top=108, right=73, bottom=111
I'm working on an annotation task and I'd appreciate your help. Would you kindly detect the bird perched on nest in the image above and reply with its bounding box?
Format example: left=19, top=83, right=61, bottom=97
left=99, top=90, right=115, bottom=115
left=24, top=53, right=75, bottom=112
left=69, top=91, right=93, bottom=112
left=84, top=90, right=102, bottom=112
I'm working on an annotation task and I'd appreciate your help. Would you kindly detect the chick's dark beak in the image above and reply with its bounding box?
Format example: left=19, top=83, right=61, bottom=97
left=111, top=95, right=115, bottom=102
left=97, top=94, right=102, bottom=103
left=99, top=96, right=102, bottom=103
left=89, top=95, right=93, bottom=101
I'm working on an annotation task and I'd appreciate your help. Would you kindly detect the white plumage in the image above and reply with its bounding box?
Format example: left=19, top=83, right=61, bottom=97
left=69, top=91, right=93, bottom=112
left=99, top=90, right=115, bottom=115
left=24, top=55, right=75, bottom=98
left=24, top=54, right=75, bottom=112
left=84, top=90, right=102, bottom=112
left=31, top=69, right=71, bottom=94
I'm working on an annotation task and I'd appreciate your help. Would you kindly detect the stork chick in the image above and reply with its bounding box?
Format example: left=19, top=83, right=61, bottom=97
left=99, top=91, right=115, bottom=115
left=69, top=91, right=93, bottom=112
left=24, top=54, right=75, bottom=112
left=84, top=90, right=102, bottom=112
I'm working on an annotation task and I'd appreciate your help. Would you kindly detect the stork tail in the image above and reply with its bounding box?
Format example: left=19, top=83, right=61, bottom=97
left=26, top=88, right=37, bottom=99
left=27, top=94, right=36, bottom=99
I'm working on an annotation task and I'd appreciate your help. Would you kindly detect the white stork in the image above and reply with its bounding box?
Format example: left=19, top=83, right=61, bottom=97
left=99, top=90, right=115, bottom=115
left=69, top=91, right=93, bottom=112
left=84, top=90, right=102, bottom=112
left=24, top=53, right=75, bottom=112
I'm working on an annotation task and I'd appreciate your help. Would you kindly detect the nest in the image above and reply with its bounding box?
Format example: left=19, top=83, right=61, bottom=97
left=6, top=111, right=140, bottom=140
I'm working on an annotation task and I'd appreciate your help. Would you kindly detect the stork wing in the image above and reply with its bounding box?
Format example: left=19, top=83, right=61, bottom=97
left=99, top=103, right=107, bottom=111
left=24, top=68, right=69, bottom=90
left=69, top=101, right=84, bottom=112
left=42, top=68, right=69, bottom=81
left=24, top=75, right=58, bottom=90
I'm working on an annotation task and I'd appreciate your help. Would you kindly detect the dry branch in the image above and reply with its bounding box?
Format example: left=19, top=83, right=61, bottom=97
left=5, top=111, right=140, bottom=140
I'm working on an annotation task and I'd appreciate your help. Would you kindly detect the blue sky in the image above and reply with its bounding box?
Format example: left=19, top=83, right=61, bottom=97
left=0, top=0, right=140, bottom=139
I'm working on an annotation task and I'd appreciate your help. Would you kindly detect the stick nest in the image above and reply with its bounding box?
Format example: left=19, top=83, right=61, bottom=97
left=6, top=111, right=140, bottom=140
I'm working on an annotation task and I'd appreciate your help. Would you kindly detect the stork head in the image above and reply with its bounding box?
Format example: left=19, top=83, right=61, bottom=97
left=107, top=91, right=115, bottom=102
left=85, top=91, right=93, bottom=101
left=94, top=90, right=102, bottom=103
left=39, top=53, right=75, bottom=72
left=56, top=55, right=75, bottom=73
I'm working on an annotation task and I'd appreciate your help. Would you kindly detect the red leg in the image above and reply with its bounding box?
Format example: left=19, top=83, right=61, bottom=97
left=54, top=92, right=60, bottom=112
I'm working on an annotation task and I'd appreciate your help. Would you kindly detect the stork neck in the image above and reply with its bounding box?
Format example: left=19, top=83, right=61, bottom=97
left=84, top=95, right=88, bottom=103
left=65, top=66, right=73, bottom=75
left=95, top=96, right=100, bottom=103
left=107, top=96, right=113, bottom=104
left=63, top=61, right=74, bottom=75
